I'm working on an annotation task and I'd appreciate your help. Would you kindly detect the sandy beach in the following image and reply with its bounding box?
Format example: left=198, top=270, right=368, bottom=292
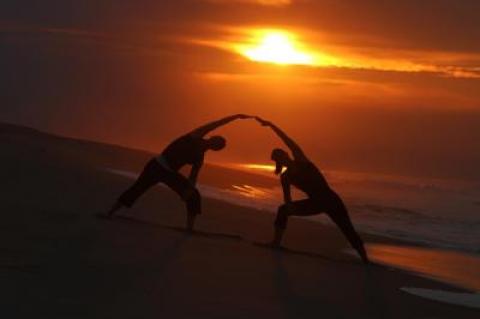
left=1, top=123, right=479, bottom=318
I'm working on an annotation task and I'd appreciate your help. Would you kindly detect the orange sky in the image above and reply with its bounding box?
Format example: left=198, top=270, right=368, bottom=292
left=1, top=0, right=480, bottom=179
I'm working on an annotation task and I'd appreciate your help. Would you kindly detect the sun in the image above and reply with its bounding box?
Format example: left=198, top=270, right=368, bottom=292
left=239, top=30, right=315, bottom=66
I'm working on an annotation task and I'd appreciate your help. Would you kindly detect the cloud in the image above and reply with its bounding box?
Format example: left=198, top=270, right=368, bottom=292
left=2, top=3, right=480, bottom=179
left=3, top=19, right=480, bottom=80
left=205, top=0, right=292, bottom=6
left=190, top=26, right=480, bottom=79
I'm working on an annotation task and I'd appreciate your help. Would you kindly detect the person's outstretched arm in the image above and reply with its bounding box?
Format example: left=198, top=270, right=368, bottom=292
left=256, top=117, right=308, bottom=161
left=190, top=114, right=251, bottom=137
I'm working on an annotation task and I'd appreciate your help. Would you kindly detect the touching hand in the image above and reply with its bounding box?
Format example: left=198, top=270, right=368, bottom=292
left=236, top=114, right=253, bottom=119
left=255, top=116, right=271, bottom=126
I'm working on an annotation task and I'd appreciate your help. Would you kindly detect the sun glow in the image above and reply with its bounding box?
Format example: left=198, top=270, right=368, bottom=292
left=241, top=163, right=276, bottom=172
left=195, top=27, right=480, bottom=79
left=218, top=163, right=277, bottom=174
left=238, top=30, right=315, bottom=66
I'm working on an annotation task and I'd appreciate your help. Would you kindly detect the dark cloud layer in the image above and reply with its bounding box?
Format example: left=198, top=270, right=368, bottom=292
left=2, top=0, right=480, bottom=51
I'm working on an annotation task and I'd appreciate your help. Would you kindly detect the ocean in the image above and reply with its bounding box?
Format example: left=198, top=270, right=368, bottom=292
left=106, top=164, right=480, bottom=254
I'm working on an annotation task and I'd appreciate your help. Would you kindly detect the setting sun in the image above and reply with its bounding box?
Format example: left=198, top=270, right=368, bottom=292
left=238, top=30, right=315, bottom=66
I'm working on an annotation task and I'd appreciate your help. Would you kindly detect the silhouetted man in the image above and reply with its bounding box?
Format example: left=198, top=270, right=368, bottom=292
left=106, top=114, right=252, bottom=231
left=256, top=117, right=369, bottom=263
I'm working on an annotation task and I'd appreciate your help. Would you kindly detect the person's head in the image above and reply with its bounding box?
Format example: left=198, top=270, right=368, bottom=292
left=271, top=148, right=291, bottom=174
left=205, top=135, right=226, bottom=151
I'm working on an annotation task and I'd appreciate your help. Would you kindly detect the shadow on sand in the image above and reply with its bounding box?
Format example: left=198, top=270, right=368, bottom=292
left=266, top=246, right=389, bottom=318
left=270, top=252, right=345, bottom=318
left=0, top=264, right=40, bottom=274
left=252, top=241, right=367, bottom=265
left=105, top=214, right=243, bottom=241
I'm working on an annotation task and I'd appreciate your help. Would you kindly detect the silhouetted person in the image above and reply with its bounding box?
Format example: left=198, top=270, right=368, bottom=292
left=256, top=117, right=369, bottom=264
left=105, top=114, right=252, bottom=231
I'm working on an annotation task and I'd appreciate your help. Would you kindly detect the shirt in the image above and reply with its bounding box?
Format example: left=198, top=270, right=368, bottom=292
left=157, top=134, right=205, bottom=171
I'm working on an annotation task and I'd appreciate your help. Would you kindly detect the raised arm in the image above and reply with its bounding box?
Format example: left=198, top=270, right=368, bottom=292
left=256, top=117, right=308, bottom=161
left=189, top=114, right=251, bottom=137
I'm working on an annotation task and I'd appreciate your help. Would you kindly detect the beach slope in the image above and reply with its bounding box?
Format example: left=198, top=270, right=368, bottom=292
left=0, top=123, right=478, bottom=318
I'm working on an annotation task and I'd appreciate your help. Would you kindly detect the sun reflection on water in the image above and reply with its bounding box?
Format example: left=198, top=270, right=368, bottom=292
left=231, top=184, right=270, bottom=199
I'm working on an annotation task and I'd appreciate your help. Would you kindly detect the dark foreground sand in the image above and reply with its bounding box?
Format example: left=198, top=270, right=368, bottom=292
left=1, top=123, right=478, bottom=318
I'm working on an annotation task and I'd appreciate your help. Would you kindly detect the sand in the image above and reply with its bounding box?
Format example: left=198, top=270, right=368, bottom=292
left=1, top=123, right=479, bottom=318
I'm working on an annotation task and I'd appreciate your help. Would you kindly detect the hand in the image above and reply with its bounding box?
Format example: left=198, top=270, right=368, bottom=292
left=255, top=116, right=271, bottom=126
left=236, top=114, right=253, bottom=119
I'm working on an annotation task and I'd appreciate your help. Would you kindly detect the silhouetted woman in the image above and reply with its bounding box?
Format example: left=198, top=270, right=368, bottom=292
left=106, top=114, right=251, bottom=231
left=256, top=117, right=369, bottom=263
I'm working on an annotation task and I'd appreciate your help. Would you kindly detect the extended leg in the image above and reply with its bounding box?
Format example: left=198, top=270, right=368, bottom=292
left=163, top=172, right=202, bottom=232
left=106, top=201, right=124, bottom=218
left=107, top=160, right=162, bottom=218
left=328, top=206, right=369, bottom=264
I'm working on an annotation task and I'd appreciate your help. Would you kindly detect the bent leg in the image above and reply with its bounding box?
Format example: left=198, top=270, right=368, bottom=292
left=185, top=189, right=201, bottom=232
left=273, top=199, right=323, bottom=247
left=163, top=172, right=202, bottom=231
left=327, top=202, right=369, bottom=264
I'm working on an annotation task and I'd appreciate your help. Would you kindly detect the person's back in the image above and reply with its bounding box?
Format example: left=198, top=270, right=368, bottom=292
left=160, top=134, right=204, bottom=171
left=285, top=160, right=331, bottom=197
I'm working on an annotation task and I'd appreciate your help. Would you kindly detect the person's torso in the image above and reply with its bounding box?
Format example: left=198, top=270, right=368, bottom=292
left=284, top=160, right=331, bottom=197
left=160, top=134, right=205, bottom=171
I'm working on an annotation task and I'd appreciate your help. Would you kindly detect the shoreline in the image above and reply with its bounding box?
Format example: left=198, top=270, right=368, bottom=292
left=105, top=167, right=480, bottom=298
left=107, top=166, right=480, bottom=255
